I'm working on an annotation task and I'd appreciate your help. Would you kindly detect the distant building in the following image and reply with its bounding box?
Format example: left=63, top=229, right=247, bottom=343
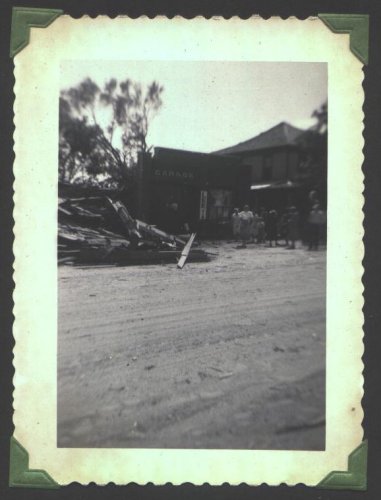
left=214, top=121, right=326, bottom=213
left=137, top=121, right=326, bottom=233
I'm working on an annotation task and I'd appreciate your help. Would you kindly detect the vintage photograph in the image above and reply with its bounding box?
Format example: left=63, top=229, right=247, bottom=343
left=11, top=12, right=366, bottom=485
left=57, top=60, right=328, bottom=450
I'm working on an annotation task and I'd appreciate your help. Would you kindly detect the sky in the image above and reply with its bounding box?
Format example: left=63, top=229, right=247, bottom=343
left=61, top=60, right=327, bottom=153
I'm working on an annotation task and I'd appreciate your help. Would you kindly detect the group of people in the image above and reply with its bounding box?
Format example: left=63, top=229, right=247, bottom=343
left=231, top=204, right=326, bottom=250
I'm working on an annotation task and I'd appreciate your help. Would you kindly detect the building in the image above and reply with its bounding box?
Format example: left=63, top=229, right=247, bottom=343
left=214, top=121, right=326, bottom=213
left=137, top=122, right=326, bottom=234
left=139, top=147, right=247, bottom=234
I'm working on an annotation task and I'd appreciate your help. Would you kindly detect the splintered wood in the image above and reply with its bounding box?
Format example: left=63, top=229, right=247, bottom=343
left=58, top=196, right=212, bottom=267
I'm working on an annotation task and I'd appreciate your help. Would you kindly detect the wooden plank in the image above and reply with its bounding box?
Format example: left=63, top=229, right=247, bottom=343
left=58, top=249, right=81, bottom=254
left=58, top=206, right=74, bottom=216
left=136, top=219, right=186, bottom=246
left=58, top=257, right=75, bottom=265
left=106, top=198, right=142, bottom=242
left=71, top=206, right=103, bottom=219
left=61, top=196, right=105, bottom=203
left=177, top=233, right=197, bottom=269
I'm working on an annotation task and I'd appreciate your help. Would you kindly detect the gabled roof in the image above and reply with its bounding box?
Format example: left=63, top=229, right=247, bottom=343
left=214, top=122, right=307, bottom=155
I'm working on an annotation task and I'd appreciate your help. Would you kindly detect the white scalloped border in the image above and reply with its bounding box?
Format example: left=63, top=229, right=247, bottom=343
left=12, top=14, right=364, bottom=486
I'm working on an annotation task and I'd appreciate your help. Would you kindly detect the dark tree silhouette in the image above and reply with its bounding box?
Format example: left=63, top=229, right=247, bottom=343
left=59, top=77, right=164, bottom=187
left=295, top=101, right=328, bottom=203
left=312, top=101, right=328, bottom=134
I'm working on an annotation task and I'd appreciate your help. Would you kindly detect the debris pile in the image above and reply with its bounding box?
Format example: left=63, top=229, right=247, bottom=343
left=58, top=196, right=212, bottom=266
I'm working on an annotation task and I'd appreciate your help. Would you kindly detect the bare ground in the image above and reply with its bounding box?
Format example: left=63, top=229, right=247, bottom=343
left=58, top=242, right=326, bottom=449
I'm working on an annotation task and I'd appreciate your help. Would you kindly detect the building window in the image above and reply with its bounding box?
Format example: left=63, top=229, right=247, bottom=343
left=263, top=156, right=273, bottom=181
left=208, top=189, right=232, bottom=220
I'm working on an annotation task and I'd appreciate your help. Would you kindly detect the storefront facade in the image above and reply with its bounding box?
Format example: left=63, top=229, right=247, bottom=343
left=139, top=148, right=248, bottom=233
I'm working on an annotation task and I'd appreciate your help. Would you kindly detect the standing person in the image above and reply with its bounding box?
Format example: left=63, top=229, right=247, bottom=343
left=257, top=212, right=266, bottom=243
left=286, top=206, right=300, bottom=249
left=250, top=211, right=260, bottom=243
left=308, top=204, right=325, bottom=250
left=266, top=209, right=278, bottom=247
left=258, top=207, right=268, bottom=243
left=279, top=209, right=290, bottom=246
left=231, top=208, right=241, bottom=241
left=165, top=198, right=181, bottom=234
left=308, top=190, right=320, bottom=207
left=237, top=205, right=254, bottom=248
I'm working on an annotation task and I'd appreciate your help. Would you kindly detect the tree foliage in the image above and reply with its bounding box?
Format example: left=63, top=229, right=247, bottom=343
left=296, top=101, right=328, bottom=198
left=311, top=101, right=328, bottom=135
left=59, top=77, right=164, bottom=187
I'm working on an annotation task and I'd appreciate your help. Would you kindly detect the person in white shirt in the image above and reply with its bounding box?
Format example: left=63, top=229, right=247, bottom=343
left=238, top=205, right=254, bottom=248
left=231, top=208, right=241, bottom=241
left=250, top=212, right=260, bottom=243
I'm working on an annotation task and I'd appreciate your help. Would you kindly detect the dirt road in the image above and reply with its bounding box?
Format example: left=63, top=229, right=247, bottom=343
left=58, top=242, right=326, bottom=449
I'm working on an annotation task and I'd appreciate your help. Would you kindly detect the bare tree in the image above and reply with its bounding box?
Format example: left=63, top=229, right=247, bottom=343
left=59, top=77, right=164, bottom=187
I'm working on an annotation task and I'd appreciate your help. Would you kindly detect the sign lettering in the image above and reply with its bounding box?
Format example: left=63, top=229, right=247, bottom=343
left=154, top=169, right=195, bottom=180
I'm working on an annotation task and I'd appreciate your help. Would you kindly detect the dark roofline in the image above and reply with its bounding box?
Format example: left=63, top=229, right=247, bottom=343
left=213, top=121, right=307, bottom=155
left=229, top=143, right=300, bottom=157
left=153, top=146, right=240, bottom=161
